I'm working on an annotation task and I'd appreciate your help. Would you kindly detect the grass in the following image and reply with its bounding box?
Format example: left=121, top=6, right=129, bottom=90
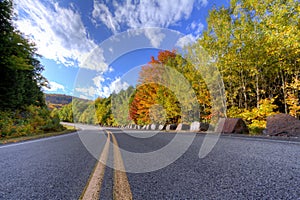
left=0, top=124, right=77, bottom=145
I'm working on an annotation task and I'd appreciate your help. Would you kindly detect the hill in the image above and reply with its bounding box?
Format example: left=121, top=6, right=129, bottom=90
left=44, top=93, right=90, bottom=110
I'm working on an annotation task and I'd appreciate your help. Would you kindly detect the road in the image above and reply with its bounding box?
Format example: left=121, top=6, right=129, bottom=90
left=0, top=124, right=299, bottom=199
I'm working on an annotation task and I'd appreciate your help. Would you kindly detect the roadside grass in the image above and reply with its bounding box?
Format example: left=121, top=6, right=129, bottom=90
left=0, top=124, right=77, bottom=145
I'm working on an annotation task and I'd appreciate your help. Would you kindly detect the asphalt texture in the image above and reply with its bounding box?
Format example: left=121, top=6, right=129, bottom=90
left=0, top=125, right=299, bottom=199
left=0, top=129, right=99, bottom=200
left=109, top=128, right=300, bottom=200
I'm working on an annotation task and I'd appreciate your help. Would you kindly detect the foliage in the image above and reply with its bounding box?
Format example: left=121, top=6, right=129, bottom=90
left=286, top=77, right=300, bottom=118
left=0, top=0, right=64, bottom=139
left=128, top=50, right=210, bottom=125
left=0, top=0, right=48, bottom=110
left=50, top=0, right=299, bottom=133
left=228, top=98, right=278, bottom=134
left=190, top=0, right=299, bottom=113
left=79, top=103, right=96, bottom=124
left=111, top=86, right=135, bottom=125
left=184, top=0, right=299, bottom=132
left=57, top=103, right=73, bottom=122
left=95, top=96, right=115, bottom=126
left=0, top=106, right=64, bottom=139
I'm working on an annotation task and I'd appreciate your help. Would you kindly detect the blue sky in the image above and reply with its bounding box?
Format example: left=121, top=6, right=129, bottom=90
left=13, top=0, right=229, bottom=99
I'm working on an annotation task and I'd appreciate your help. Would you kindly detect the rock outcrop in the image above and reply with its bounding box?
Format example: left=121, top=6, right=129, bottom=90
left=266, top=114, right=300, bottom=137
left=215, top=118, right=249, bottom=134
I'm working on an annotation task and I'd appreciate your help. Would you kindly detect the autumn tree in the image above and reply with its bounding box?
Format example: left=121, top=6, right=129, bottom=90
left=191, top=0, right=299, bottom=110
left=129, top=50, right=208, bottom=125
left=187, top=0, right=300, bottom=129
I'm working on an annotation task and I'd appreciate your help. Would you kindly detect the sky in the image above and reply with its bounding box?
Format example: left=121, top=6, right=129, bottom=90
left=13, top=0, right=229, bottom=100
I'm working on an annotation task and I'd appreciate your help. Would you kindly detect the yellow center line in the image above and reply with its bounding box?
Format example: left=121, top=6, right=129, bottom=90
left=80, top=131, right=111, bottom=200
left=110, top=131, right=133, bottom=200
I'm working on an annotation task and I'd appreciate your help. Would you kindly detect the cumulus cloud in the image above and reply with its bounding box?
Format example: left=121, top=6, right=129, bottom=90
left=83, top=48, right=109, bottom=72
left=98, top=77, right=130, bottom=97
left=44, top=81, right=65, bottom=92
left=92, top=75, right=105, bottom=89
left=109, top=77, right=130, bottom=94
left=176, top=34, right=198, bottom=48
left=75, top=77, right=129, bottom=98
left=75, top=87, right=98, bottom=98
left=14, top=0, right=108, bottom=72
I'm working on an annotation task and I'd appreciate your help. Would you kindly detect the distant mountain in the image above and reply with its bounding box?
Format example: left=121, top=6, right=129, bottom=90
left=44, top=93, right=90, bottom=110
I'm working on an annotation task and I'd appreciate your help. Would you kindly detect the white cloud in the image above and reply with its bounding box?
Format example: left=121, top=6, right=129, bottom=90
left=75, top=77, right=129, bottom=98
left=14, top=0, right=108, bottom=72
left=83, top=47, right=109, bottom=72
left=92, top=0, right=206, bottom=47
left=79, top=95, right=89, bottom=100
left=109, top=77, right=130, bottom=94
left=75, top=87, right=98, bottom=98
left=108, top=66, right=114, bottom=72
left=176, top=34, right=198, bottom=48
left=92, top=3, right=119, bottom=33
left=99, top=77, right=130, bottom=97
left=144, top=29, right=166, bottom=48
left=196, top=0, right=208, bottom=8
left=44, top=81, right=65, bottom=92
left=93, top=75, right=105, bottom=89
left=188, top=20, right=204, bottom=35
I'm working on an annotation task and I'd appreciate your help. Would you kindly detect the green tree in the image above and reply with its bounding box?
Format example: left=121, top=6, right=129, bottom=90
left=79, top=103, right=96, bottom=124
left=189, top=0, right=299, bottom=114
left=95, top=96, right=115, bottom=126
left=0, top=0, right=48, bottom=110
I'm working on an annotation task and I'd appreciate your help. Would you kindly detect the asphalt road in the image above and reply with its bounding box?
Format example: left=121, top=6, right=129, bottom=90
left=0, top=125, right=299, bottom=199
left=0, top=125, right=101, bottom=200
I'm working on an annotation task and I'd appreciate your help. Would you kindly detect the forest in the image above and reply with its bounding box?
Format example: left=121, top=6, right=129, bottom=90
left=0, top=0, right=64, bottom=139
left=1, top=0, right=299, bottom=137
left=54, top=0, right=299, bottom=134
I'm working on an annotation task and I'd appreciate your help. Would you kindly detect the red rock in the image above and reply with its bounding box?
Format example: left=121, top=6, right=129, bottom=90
left=267, top=114, right=300, bottom=137
left=215, top=118, right=249, bottom=134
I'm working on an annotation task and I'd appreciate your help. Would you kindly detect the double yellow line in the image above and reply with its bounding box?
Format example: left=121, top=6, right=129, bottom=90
left=80, top=130, right=132, bottom=200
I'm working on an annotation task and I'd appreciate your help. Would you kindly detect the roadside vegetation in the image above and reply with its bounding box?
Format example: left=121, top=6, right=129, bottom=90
left=0, top=124, right=75, bottom=144
left=0, top=0, right=65, bottom=140
left=54, top=0, right=299, bottom=135
left=2, top=0, right=298, bottom=137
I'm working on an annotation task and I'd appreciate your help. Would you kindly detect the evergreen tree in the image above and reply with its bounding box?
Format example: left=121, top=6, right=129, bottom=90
left=0, top=0, right=47, bottom=110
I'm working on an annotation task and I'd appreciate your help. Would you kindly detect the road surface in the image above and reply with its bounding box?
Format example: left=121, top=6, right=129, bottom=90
left=0, top=124, right=299, bottom=199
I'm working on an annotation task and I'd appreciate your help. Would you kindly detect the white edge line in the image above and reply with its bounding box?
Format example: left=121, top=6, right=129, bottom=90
left=0, top=131, right=79, bottom=149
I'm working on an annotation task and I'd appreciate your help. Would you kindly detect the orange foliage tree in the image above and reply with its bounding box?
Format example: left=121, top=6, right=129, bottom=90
left=129, top=50, right=212, bottom=125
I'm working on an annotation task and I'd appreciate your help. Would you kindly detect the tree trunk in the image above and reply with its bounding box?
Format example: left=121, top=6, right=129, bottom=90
left=280, top=70, right=288, bottom=114
left=241, top=70, right=247, bottom=109
left=256, top=73, right=260, bottom=108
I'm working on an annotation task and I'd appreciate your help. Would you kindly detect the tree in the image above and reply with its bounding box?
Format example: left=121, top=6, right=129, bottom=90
left=95, top=96, right=115, bottom=126
left=186, top=0, right=300, bottom=132
left=79, top=103, right=96, bottom=124
left=111, top=86, right=135, bottom=125
left=189, top=0, right=299, bottom=114
left=0, top=0, right=48, bottom=110
left=129, top=50, right=207, bottom=125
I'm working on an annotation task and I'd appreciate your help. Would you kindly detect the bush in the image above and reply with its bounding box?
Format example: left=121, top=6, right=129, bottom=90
left=0, top=106, right=65, bottom=139
left=227, top=98, right=278, bottom=135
